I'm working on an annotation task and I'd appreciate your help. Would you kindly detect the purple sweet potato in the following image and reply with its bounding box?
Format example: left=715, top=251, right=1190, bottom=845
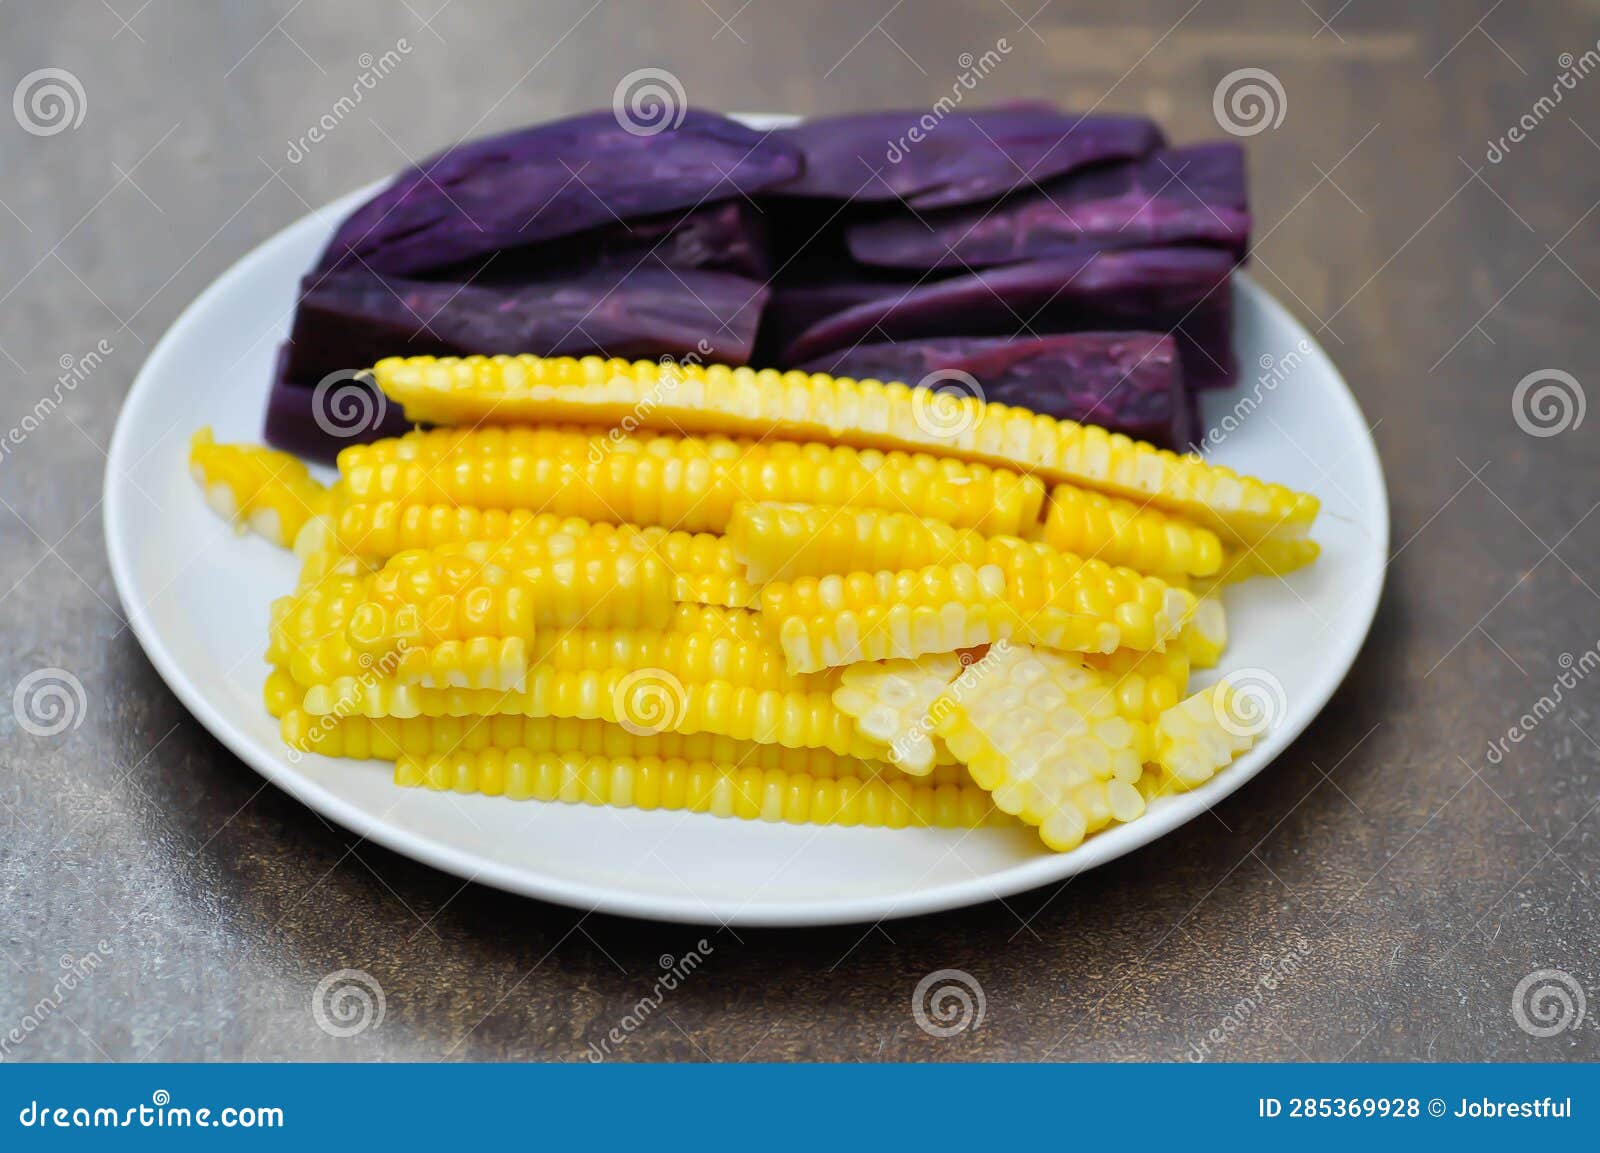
left=315, top=110, right=801, bottom=276
left=847, top=142, right=1249, bottom=269
left=780, top=247, right=1236, bottom=389
left=286, top=265, right=768, bottom=380
left=757, top=276, right=919, bottom=364
left=770, top=107, right=1164, bottom=209
left=797, top=333, right=1188, bottom=448
left=262, top=344, right=411, bottom=465
left=424, top=201, right=771, bottom=283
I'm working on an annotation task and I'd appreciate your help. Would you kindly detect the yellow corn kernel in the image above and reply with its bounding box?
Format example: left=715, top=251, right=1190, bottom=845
left=931, top=642, right=1148, bottom=852
left=366, top=538, right=674, bottom=637
left=728, top=502, right=1040, bottom=584
left=435, top=522, right=752, bottom=611
left=266, top=573, right=369, bottom=667
left=1217, top=536, right=1322, bottom=582
left=337, top=436, right=1043, bottom=537
left=391, top=636, right=530, bottom=691
left=1082, top=645, right=1191, bottom=724
left=664, top=603, right=766, bottom=643
left=1032, top=484, right=1224, bottom=579
left=297, top=667, right=885, bottom=759
left=189, top=427, right=330, bottom=548
left=329, top=504, right=600, bottom=561
left=832, top=654, right=965, bottom=775
left=1153, top=681, right=1259, bottom=789
left=766, top=556, right=1192, bottom=659
left=280, top=709, right=967, bottom=783
left=392, top=749, right=1007, bottom=829
left=530, top=626, right=810, bottom=691
left=1181, top=589, right=1227, bottom=669
left=370, top=355, right=1317, bottom=543
left=264, top=667, right=299, bottom=719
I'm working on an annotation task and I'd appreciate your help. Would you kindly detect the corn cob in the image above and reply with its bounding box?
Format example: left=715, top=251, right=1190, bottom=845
left=1153, top=681, right=1259, bottom=789
left=930, top=642, right=1148, bottom=852
left=394, top=749, right=1008, bottom=829
left=729, top=502, right=1064, bottom=585
left=370, top=355, right=1317, bottom=543
left=337, top=423, right=787, bottom=473
left=189, top=428, right=330, bottom=548
left=1032, top=484, right=1224, bottom=579
left=337, top=435, right=1044, bottom=537
left=297, top=667, right=885, bottom=759
left=1181, top=589, right=1228, bottom=669
left=832, top=654, right=965, bottom=774
left=764, top=555, right=1192, bottom=656
left=280, top=709, right=969, bottom=784
left=1217, top=536, right=1322, bottom=582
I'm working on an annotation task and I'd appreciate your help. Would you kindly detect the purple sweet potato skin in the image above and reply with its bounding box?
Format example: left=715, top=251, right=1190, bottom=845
left=771, top=107, right=1165, bottom=208
left=262, top=344, right=411, bottom=465
left=796, top=332, right=1187, bottom=447
left=315, top=110, right=801, bottom=276
left=286, top=266, right=768, bottom=380
left=847, top=143, right=1249, bottom=269
left=780, top=247, right=1236, bottom=389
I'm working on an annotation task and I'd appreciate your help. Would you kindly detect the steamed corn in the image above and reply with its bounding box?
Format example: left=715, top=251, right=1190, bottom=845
left=395, top=748, right=1008, bottom=829
left=370, top=355, right=1317, bottom=543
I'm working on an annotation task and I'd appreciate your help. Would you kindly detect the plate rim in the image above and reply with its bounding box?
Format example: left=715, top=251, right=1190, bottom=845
left=103, top=179, right=1389, bottom=929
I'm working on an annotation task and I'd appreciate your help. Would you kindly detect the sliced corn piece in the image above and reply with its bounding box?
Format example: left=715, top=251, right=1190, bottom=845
left=337, top=436, right=1043, bottom=537
left=280, top=709, right=970, bottom=784
left=1153, top=680, right=1260, bottom=789
left=370, top=355, right=1317, bottom=543
left=297, top=668, right=886, bottom=760
left=394, top=749, right=1009, bottom=829
left=189, top=427, right=330, bottom=548
left=832, top=653, right=965, bottom=775
left=1032, top=483, right=1224, bottom=579
left=1218, top=536, right=1322, bottom=582
left=932, top=641, right=1147, bottom=852
left=1181, top=588, right=1228, bottom=669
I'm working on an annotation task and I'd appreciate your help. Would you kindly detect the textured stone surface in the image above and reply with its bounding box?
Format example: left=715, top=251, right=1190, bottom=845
left=0, top=0, right=1597, bottom=1061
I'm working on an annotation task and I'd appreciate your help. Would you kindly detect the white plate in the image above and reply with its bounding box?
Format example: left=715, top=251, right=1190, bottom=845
left=104, top=128, right=1388, bottom=927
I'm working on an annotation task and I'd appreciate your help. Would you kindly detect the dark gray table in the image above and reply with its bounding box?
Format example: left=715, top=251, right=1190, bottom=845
left=2, top=0, right=1597, bottom=1061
